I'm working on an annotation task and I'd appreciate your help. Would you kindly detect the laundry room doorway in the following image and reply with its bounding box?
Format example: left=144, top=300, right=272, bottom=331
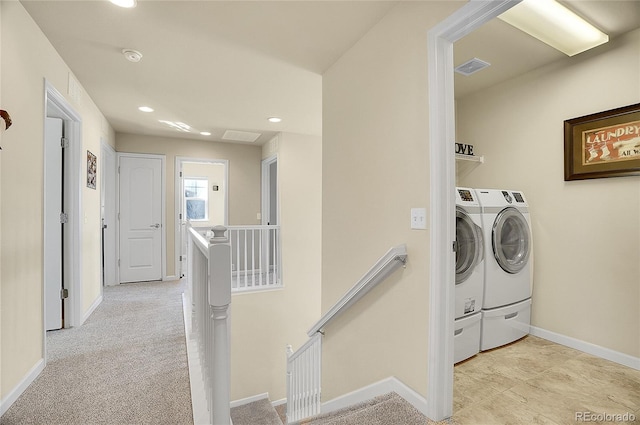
left=426, top=1, right=519, bottom=420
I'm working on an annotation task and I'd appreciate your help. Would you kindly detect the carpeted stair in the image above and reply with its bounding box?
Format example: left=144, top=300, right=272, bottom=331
left=302, top=392, right=434, bottom=425
left=232, top=392, right=456, bottom=425
left=231, top=397, right=284, bottom=425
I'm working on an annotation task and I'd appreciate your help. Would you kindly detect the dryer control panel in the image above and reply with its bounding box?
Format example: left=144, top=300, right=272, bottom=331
left=513, top=192, right=525, bottom=203
left=458, top=189, right=474, bottom=202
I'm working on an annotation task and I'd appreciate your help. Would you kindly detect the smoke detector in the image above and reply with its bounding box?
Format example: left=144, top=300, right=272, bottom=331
left=122, top=49, right=143, bottom=63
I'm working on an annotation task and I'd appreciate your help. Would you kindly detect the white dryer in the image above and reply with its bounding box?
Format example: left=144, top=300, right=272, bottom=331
left=454, top=187, right=484, bottom=363
left=476, top=189, right=533, bottom=351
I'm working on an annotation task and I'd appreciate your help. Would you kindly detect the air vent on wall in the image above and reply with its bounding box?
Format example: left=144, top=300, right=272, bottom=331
left=222, top=130, right=261, bottom=143
left=455, top=58, right=491, bottom=76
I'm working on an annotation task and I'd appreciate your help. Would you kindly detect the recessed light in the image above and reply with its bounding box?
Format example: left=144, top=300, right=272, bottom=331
left=268, top=117, right=282, bottom=123
left=110, top=0, right=137, bottom=8
left=122, top=49, right=143, bottom=63
left=138, top=106, right=154, bottom=113
left=200, top=132, right=211, bottom=136
left=159, top=120, right=191, bottom=132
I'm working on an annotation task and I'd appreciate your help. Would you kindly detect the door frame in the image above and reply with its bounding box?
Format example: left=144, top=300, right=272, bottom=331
left=426, top=0, right=520, bottom=420
left=116, top=152, right=167, bottom=283
left=261, top=154, right=278, bottom=226
left=43, top=80, right=83, bottom=342
left=174, top=156, right=229, bottom=278
left=101, top=140, right=117, bottom=286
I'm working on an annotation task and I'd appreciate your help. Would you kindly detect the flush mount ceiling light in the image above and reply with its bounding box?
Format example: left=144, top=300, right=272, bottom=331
left=138, top=106, right=154, bottom=113
left=122, top=49, right=143, bottom=63
left=455, top=58, right=491, bottom=76
left=110, top=0, right=137, bottom=8
left=268, top=117, right=282, bottom=123
left=200, top=131, right=212, bottom=136
left=498, top=0, right=608, bottom=56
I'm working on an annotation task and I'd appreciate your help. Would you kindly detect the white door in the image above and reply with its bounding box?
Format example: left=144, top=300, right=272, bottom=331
left=119, top=155, right=163, bottom=283
left=44, top=117, right=63, bottom=331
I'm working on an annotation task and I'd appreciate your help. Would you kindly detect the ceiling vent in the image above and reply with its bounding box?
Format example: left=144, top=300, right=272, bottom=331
left=222, top=130, right=261, bottom=143
left=455, top=58, right=491, bottom=76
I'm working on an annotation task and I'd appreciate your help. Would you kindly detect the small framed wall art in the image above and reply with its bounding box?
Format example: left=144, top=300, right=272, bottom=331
left=564, top=103, right=640, bottom=180
left=87, top=150, right=97, bottom=189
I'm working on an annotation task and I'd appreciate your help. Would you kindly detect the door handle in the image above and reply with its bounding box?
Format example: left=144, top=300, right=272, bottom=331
left=149, top=223, right=161, bottom=229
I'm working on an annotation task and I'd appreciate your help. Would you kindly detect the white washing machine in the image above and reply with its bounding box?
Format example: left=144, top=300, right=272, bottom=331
left=454, top=187, right=484, bottom=363
left=476, top=189, right=533, bottom=351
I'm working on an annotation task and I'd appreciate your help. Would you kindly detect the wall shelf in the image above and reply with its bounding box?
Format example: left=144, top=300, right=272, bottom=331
left=455, top=153, right=484, bottom=164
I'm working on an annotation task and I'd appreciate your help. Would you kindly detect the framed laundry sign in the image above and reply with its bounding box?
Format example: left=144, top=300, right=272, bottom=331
left=564, top=103, right=640, bottom=180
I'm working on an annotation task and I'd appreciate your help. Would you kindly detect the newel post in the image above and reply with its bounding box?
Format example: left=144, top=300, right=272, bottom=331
left=208, top=225, right=232, bottom=425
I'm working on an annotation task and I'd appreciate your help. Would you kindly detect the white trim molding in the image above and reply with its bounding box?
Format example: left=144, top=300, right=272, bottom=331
left=82, top=295, right=103, bottom=324
left=44, top=80, right=84, bottom=332
left=230, top=392, right=270, bottom=409
left=0, top=359, right=45, bottom=416
left=530, top=326, right=640, bottom=371
left=321, top=376, right=428, bottom=418
left=174, top=156, right=229, bottom=279
left=426, top=1, right=521, bottom=421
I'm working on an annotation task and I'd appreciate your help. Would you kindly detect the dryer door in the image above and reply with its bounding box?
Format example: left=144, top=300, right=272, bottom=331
left=492, top=207, right=530, bottom=274
left=456, top=208, right=483, bottom=284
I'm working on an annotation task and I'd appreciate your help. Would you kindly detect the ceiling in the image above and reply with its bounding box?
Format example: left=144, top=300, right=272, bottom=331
left=21, top=1, right=640, bottom=145
left=454, top=1, right=640, bottom=99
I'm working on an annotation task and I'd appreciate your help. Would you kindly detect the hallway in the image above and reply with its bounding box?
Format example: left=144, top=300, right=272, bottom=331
left=1, top=281, right=193, bottom=425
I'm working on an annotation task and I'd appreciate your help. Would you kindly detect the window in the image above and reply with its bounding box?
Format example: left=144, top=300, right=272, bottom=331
left=184, top=178, right=208, bottom=221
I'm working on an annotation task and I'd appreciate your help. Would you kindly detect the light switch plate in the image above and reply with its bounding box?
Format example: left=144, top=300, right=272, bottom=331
left=411, top=208, right=427, bottom=230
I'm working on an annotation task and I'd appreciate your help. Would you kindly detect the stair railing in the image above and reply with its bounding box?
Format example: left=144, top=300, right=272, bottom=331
left=285, top=244, right=408, bottom=423
left=227, top=225, right=281, bottom=291
left=188, top=223, right=232, bottom=425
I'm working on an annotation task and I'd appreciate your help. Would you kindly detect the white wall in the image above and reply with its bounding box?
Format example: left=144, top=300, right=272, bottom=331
left=321, top=1, right=462, bottom=401
left=1, top=1, right=114, bottom=401
left=457, top=29, right=640, bottom=357
left=227, top=132, right=322, bottom=401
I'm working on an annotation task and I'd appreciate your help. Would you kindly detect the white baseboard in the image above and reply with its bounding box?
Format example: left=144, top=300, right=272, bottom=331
left=530, top=326, right=640, bottom=371
left=230, top=392, right=270, bottom=408
left=0, top=358, right=45, bottom=416
left=321, top=376, right=429, bottom=418
left=271, top=397, right=286, bottom=408
left=81, top=294, right=103, bottom=325
left=163, top=275, right=180, bottom=282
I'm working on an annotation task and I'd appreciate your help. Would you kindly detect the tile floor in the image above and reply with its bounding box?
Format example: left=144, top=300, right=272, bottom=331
left=452, top=336, right=640, bottom=425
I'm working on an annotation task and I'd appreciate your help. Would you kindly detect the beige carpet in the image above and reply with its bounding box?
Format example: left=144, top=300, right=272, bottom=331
left=302, top=393, right=457, bottom=425
left=231, top=398, right=283, bottom=425
left=1, top=280, right=193, bottom=425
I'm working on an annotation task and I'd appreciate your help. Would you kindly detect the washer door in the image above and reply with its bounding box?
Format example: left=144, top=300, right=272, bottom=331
left=492, top=207, right=530, bottom=274
left=456, top=208, right=483, bottom=284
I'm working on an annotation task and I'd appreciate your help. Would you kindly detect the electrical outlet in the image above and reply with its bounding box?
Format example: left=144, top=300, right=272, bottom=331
left=411, top=208, right=427, bottom=230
